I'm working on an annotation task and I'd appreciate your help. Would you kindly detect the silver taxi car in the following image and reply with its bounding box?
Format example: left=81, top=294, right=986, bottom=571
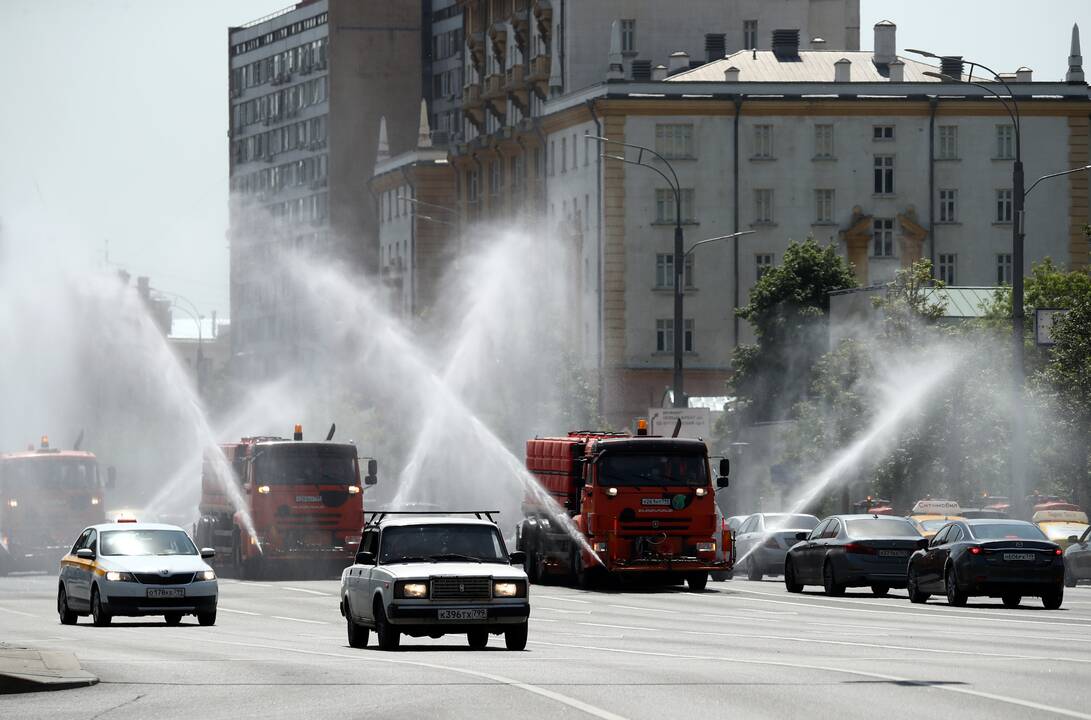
left=340, top=512, right=530, bottom=650
left=58, top=520, right=218, bottom=626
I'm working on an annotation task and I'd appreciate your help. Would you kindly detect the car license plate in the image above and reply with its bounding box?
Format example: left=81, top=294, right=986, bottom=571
left=438, top=609, right=486, bottom=621
left=879, top=550, right=908, bottom=557
left=1004, top=553, right=1035, bottom=562
left=147, top=588, right=185, bottom=599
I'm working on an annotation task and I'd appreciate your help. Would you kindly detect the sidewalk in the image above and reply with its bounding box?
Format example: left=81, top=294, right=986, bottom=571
left=0, top=643, right=98, bottom=693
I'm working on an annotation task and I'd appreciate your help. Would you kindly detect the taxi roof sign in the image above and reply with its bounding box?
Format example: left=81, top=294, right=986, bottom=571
left=910, top=499, right=961, bottom=516
left=1033, top=509, right=1088, bottom=524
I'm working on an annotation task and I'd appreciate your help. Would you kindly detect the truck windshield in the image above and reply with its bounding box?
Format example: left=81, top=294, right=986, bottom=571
left=379, top=524, right=507, bottom=564
left=100, top=529, right=198, bottom=556
left=254, top=445, right=356, bottom=485
left=599, top=453, right=708, bottom=487
left=0, top=457, right=100, bottom=492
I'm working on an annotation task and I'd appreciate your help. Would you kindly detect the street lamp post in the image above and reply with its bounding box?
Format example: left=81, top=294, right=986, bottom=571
left=590, top=133, right=753, bottom=410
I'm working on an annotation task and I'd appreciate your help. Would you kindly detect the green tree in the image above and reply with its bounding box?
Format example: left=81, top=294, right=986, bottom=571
left=731, top=238, right=856, bottom=424
left=1040, top=298, right=1091, bottom=506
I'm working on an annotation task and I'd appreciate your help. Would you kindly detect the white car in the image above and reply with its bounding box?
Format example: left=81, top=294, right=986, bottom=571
left=340, top=513, right=530, bottom=651
left=58, top=520, right=218, bottom=626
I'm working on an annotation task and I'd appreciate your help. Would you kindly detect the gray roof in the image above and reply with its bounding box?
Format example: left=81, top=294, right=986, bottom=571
left=669, top=51, right=971, bottom=84
left=924, top=287, right=999, bottom=318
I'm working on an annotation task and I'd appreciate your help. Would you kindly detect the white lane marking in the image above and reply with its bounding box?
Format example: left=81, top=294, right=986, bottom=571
left=271, top=615, right=328, bottom=625
left=531, top=639, right=1091, bottom=720
left=539, top=607, right=592, bottom=615
left=219, top=607, right=260, bottom=616
left=607, top=604, right=678, bottom=614
left=0, top=605, right=38, bottom=618
left=196, top=636, right=631, bottom=720
left=284, top=587, right=332, bottom=596
left=578, top=622, right=658, bottom=632
left=698, top=613, right=887, bottom=631
left=529, top=618, right=558, bottom=623
left=536, top=595, right=593, bottom=604
left=222, top=580, right=275, bottom=588
left=726, top=587, right=1091, bottom=630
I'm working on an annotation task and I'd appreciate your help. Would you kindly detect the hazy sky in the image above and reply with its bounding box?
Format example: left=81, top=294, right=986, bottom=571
left=2, top=1, right=1089, bottom=319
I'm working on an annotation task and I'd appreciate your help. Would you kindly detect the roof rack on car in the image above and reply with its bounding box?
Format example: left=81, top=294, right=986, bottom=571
left=363, top=510, right=501, bottom=527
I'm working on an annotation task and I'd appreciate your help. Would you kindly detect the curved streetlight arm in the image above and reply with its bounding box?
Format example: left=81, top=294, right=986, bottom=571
left=1025, top=165, right=1091, bottom=199
left=405, top=196, right=459, bottom=215
left=602, top=153, right=681, bottom=216
left=922, top=71, right=1020, bottom=135
left=684, top=230, right=756, bottom=258
left=590, top=135, right=681, bottom=196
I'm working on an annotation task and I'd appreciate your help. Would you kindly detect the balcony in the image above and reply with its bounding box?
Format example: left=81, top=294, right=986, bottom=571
left=528, top=53, right=550, bottom=99
left=462, top=83, right=485, bottom=130
left=505, top=64, right=529, bottom=112
left=532, top=0, right=552, bottom=44
left=484, top=72, right=507, bottom=120
left=511, top=5, right=530, bottom=52
left=488, top=21, right=507, bottom=64
left=467, top=30, right=486, bottom=73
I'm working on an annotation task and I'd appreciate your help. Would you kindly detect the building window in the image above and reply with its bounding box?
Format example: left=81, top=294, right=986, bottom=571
left=756, top=253, right=774, bottom=280
left=584, top=132, right=590, bottom=166
left=490, top=160, right=502, bottom=198
left=938, top=125, right=959, bottom=159
left=814, top=124, right=834, bottom=158
left=938, top=189, right=958, bottom=223
left=938, top=253, right=957, bottom=285
left=753, top=124, right=774, bottom=159
left=560, top=136, right=567, bottom=173
left=996, top=124, right=1015, bottom=159
left=655, top=123, right=695, bottom=159
left=743, top=20, right=757, bottom=50
left=572, top=133, right=578, bottom=168
left=754, top=189, right=774, bottom=223
left=549, top=141, right=555, bottom=176
left=655, top=253, right=694, bottom=289
left=996, top=189, right=1013, bottom=222
left=815, top=189, right=834, bottom=223
left=656, top=318, right=694, bottom=353
left=873, top=125, right=895, bottom=141
left=621, top=19, right=636, bottom=53
left=655, top=188, right=696, bottom=224
left=874, top=155, right=895, bottom=194
left=873, top=218, right=895, bottom=257
left=997, top=253, right=1013, bottom=284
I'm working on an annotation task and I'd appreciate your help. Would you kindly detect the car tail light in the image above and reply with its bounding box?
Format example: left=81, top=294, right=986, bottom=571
left=763, top=537, right=779, bottom=549
left=1054, top=548, right=1063, bottom=556
left=844, top=543, right=877, bottom=555
left=969, top=546, right=982, bottom=555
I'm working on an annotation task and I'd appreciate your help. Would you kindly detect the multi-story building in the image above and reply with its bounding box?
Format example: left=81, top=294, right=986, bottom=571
left=451, top=16, right=1089, bottom=427
left=426, top=1, right=466, bottom=145
left=228, top=0, right=421, bottom=379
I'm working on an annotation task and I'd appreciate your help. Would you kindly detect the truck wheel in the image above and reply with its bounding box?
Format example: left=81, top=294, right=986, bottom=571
left=686, top=572, right=708, bottom=592
left=57, top=585, right=77, bottom=625
left=572, top=547, right=596, bottom=590
left=375, top=601, right=400, bottom=650
left=504, top=621, right=528, bottom=651
left=526, top=548, right=541, bottom=584
left=91, top=587, right=112, bottom=627
left=467, top=629, right=488, bottom=649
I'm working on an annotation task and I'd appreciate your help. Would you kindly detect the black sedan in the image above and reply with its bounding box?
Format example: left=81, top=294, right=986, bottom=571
left=907, top=519, right=1065, bottom=608
left=784, top=515, right=925, bottom=597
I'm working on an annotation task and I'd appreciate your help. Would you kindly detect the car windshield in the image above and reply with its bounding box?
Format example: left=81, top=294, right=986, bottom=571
left=969, top=522, right=1048, bottom=540
left=253, top=444, right=357, bottom=485
left=100, top=529, right=198, bottom=556
left=844, top=518, right=921, bottom=538
left=599, top=452, right=708, bottom=487
left=379, top=524, right=507, bottom=564
left=765, top=514, right=819, bottom=531
left=1, top=457, right=100, bottom=491
left=918, top=519, right=951, bottom=532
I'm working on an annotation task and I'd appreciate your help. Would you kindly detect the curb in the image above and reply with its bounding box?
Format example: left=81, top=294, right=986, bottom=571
left=0, top=645, right=98, bottom=694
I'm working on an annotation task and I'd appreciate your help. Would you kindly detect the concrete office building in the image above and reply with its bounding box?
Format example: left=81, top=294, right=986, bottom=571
left=228, top=0, right=421, bottom=378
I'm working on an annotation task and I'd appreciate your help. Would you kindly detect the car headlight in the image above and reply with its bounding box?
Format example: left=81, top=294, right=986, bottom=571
left=493, top=580, right=527, bottom=598
left=592, top=542, right=608, bottom=553
left=347, top=485, right=360, bottom=495
left=105, top=571, right=136, bottom=582
left=695, top=488, right=707, bottom=497
left=195, top=570, right=216, bottom=581
left=696, top=542, right=716, bottom=553
left=257, top=485, right=271, bottom=494
left=395, top=581, right=429, bottom=599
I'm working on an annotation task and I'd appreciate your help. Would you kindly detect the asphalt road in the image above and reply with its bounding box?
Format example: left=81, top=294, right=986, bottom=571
left=2, top=573, right=1091, bottom=719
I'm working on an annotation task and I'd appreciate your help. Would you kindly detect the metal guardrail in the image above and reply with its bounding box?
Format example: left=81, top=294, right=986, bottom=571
left=239, top=3, right=298, bottom=29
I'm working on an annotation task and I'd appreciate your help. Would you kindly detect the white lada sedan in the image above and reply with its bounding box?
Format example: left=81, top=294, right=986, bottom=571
left=58, top=520, right=218, bottom=626
left=340, top=513, right=530, bottom=650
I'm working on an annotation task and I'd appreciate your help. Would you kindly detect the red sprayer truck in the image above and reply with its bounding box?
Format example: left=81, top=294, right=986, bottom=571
left=519, top=421, right=731, bottom=591
left=194, top=424, right=377, bottom=579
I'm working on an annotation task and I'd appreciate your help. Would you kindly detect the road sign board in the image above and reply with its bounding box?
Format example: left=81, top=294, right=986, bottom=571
left=1035, top=308, right=1068, bottom=346
left=647, top=408, right=711, bottom=440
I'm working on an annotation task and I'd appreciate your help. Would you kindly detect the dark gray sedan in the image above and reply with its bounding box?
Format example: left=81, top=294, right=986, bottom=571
left=784, top=515, right=925, bottom=597
left=1063, top=525, right=1090, bottom=587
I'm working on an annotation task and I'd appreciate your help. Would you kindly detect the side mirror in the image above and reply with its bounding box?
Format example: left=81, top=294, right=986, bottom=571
left=795, top=532, right=808, bottom=542
left=916, top=538, right=929, bottom=550
left=367, top=459, right=378, bottom=477
left=106, top=466, right=117, bottom=489
left=509, top=550, right=526, bottom=566
left=200, top=547, right=216, bottom=559
left=1068, top=535, right=1079, bottom=545
left=76, top=548, right=95, bottom=560
left=716, top=476, right=729, bottom=488
left=364, top=475, right=378, bottom=486
left=355, top=551, right=375, bottom=566
left=719, top=458, right=730, bottom=477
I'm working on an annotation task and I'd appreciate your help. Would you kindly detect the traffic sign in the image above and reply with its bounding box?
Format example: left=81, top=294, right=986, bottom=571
left=647, top=408, right=711, bottom=440
left=1035, top=308, right=1068, bottom=346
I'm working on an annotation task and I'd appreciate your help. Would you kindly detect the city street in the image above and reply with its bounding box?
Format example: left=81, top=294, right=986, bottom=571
left=3, top=574, right=1091, bottom=719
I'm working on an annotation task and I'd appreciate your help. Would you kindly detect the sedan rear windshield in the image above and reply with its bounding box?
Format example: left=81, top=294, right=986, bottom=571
left=766, top=515, right=819, bottom=531
left=969, top=523, right=1048, bottom=540
left=100, top=530, right=198, bottom=556
left=379, top=524, right=507, bottom=564
left=845, top=518, right=921, bottom=538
